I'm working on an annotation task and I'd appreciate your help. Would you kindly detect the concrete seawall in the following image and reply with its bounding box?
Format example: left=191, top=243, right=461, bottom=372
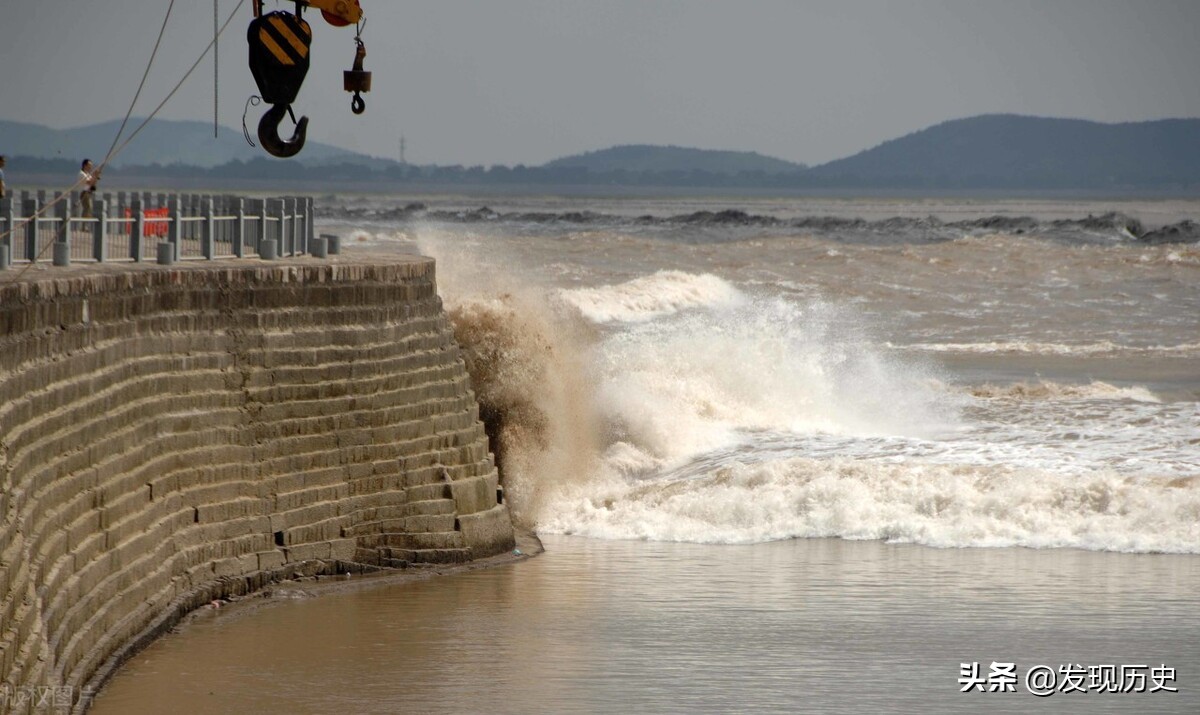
left=0, top=257, right=515, bottom=710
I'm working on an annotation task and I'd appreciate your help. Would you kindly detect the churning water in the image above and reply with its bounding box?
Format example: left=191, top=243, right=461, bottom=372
left=94, top=196, right=1200, bottom=712
left=392, top=196, right=1200, bottom=554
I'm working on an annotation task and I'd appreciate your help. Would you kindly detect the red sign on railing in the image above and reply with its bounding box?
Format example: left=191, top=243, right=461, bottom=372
left=124, top=207, right=169, bottom=237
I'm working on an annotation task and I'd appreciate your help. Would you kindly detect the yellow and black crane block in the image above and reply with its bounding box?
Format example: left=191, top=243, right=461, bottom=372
left=248, top=11, right=312, bottom=106
left=247, top=11, right=312, bottom=158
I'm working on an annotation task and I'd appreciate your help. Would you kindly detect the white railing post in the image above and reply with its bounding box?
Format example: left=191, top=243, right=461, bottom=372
left=0, top=197, right=11, bottom=268
left=131, top=196, right=144, bottom=262
left=95, top=199, right=108, bottom=262
left=202, top=196, right=215, bottom=260
left=223, top=195, right=233, bottom=247
left=291, top=197, right=302, bottom=254
left=234, top=198, right=246, bottom=257
left=278, top=198, right=290, bottom=256
left=54, top=191, right=65, bottom=240
left=25, top=196, right=40, bottom=263
left=275, top=198, right=283, bottom=253
left=193, top=194, right=202, bottom=242
left=168, top=195, right=180, bottom=261
left=53, top=193, right=70, bottom=266
left=3, top=197, right=13, bottom=258
left=258, top=198, right=268, bottom=249
left=307, top=197, right=314, bottom=251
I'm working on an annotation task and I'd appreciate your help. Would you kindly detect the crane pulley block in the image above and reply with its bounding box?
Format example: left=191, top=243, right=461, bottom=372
left=247, top=11, right=311, bottom=106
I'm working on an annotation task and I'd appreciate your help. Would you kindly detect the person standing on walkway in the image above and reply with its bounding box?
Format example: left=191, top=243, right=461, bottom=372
left=79, top=159, right=100, bottom=218
left=0, top=155, right=8, bottom=199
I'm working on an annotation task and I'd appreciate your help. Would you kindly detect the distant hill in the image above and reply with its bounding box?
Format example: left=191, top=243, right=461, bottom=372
left=0, top=117, right=380, bottom=168
left=4, top=114, right=1198, bottom=192
left=545, top=144, right=807, bottom=175
left=807, top=114, right=1200, bottom=187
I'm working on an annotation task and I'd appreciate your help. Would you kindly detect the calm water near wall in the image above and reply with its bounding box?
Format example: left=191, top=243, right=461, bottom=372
left=95, top=196, right=1199, bottom=712
left=94, top=535, right=1198, bottom=714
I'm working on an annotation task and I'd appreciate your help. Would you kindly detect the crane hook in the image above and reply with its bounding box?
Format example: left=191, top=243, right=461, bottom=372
left=258, top=103, right=308, bottom=158
left=247, top=10, right=311, bottom=157
left=344, top=38, right=371, bottom=115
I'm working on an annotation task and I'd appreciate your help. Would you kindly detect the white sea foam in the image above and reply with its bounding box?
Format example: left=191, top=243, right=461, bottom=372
left=557, top=270, right=744, bottom=324
left=532, top=272, right=1197, bottom=553
left=410, top=223, right=1200, bottom=554
left=345, top=228, right=415, bottom=245
left=900, top=341, right=1200, bottom=356
left=969, top=381, right=1161, bottom=403
left=538, top=457, right=1200, bottom=553
left=904, top=341, right=1122, bottom=355
left=592, top=292, right=960, bottom=465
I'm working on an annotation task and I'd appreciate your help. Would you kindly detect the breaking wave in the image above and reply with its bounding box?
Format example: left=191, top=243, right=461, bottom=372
left=901, top=340, right=1200, bottom=357
left=969, top=381, right=1161, bottom=403
left=445, top=295, right=600, bottom=527
left=556, top=271, right=743, bottom=324
left=583, top=289, right=958, bottom=467
left=537, top=458, right=1200, bottom=553
left=414, top=230, right=1198, bottom=554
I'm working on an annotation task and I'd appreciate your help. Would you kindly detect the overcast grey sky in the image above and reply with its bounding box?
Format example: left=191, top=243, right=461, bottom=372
left=1, top=0, right=1197, bottom=166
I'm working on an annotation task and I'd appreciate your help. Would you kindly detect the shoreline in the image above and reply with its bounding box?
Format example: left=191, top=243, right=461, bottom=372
left=198, top=528, right=544, bottom=614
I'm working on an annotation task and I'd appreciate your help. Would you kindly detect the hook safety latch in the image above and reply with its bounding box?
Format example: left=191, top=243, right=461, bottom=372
left=344, top=38, right=371, bottom=115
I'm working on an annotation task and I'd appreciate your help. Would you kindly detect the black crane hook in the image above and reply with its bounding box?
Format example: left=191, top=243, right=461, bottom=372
left=248, top=11, right=312, bottom=157
left=258, top=103, right=308, bottom=158
left=344, top=38, right=371, bottom=115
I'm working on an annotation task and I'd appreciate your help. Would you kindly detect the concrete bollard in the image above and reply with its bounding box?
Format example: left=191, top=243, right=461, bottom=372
left=53, top=242, right=70, bottom=267
left=260, top=238, right=278, bottom=261
left=321, top=233, right=340, bottom=255
left=156, top=241, right=175, bottom=265
left=310, top=236, right=328, bottom=258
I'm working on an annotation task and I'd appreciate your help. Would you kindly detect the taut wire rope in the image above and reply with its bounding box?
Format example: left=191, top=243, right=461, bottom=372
left=101, top=0, right=177, bottom=169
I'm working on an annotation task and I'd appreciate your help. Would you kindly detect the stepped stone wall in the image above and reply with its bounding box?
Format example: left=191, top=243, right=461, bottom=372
left=0, top=258, right=515, bottom=711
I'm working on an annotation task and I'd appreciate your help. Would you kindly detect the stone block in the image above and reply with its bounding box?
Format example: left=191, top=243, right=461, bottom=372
left=282, top=542, right=331, bottom=563
left=328, top=538, right=357, bottom=561
left=405, top=513, right=457, bottom=533
left=457, top=504, right=517, bottom=559
left=237, top=553, right=261, bottom=574
left=408, top=548, right=470, bottom=565
left=256, top=550, right=286, bottom=572
left=381, top=531, right=464, bottom=550
left=212, top=558, right=243, bottom=579
left=405, top=473, right=452, bottom=498
left=450, top=475, right=496, bottom=516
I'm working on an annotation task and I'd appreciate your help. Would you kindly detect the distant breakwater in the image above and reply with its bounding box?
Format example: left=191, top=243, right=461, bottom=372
left=319, top=204, right=1200, bottom=244
left=0, top=259, right=514, bottom=711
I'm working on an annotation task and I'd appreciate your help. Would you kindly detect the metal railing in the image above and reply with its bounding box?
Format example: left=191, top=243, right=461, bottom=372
left=0, top=190, right=315, bottom=267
